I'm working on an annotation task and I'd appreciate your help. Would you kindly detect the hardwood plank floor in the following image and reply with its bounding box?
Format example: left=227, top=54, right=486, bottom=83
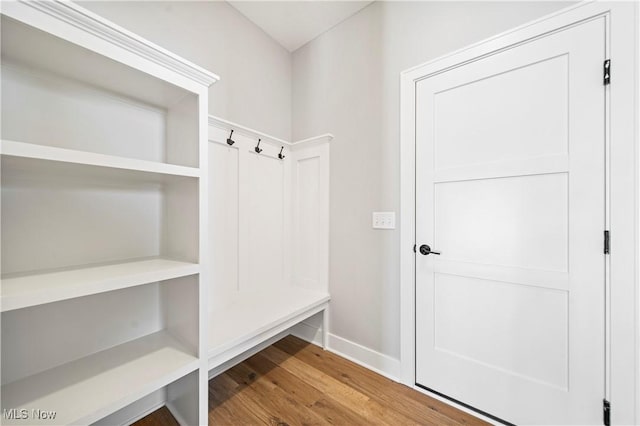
left=133, top=406, right=178, bottom=426
left=133, top=335, right=487, bottom=425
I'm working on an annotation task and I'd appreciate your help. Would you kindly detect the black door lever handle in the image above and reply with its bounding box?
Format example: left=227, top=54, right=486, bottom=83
left=419, top=244, right=440, bottom=256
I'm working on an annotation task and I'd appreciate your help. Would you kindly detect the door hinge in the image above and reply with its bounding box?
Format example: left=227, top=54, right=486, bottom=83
left=603, top=399, right=611, bottom=426
left=604, top=230, right=610, bottom=255
left=603, top=59, right=611, bottom=85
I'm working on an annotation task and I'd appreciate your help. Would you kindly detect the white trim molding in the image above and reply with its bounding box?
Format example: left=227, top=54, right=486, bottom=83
left=5, top=0, right=219, bottom=87
left=291, top=134, right=335, bottom=150
left=326, top=334, right=402, bottom=383
left=1, top=1, right=219, bottom=95
left=208, top=114, right=334, bottom=149
left=208, top=115, right=291, bottom=148
left=636, top=3, right=640, bottom=422
left=400, top=2, right=638, bottom=424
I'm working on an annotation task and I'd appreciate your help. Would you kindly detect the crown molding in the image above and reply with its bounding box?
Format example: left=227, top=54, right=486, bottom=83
left=13, top=0, right=219, bottom=87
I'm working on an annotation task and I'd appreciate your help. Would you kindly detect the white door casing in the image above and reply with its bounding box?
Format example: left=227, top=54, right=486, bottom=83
left=414, top=15, right=608, bottom=426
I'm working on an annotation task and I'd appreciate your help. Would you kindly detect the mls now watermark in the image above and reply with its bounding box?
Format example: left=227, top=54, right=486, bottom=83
left=3, top=408, right=57, bottom=421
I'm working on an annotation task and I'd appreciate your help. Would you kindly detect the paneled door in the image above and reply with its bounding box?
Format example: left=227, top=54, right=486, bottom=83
left=415, top=18, right=606, bottom=425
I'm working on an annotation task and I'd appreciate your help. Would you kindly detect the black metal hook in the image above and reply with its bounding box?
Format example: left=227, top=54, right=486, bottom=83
left=278, top=146, right=285, bottom=160
left=226, top=129, right=235, bottom=146
left=254, top=138, right=262, bottom=154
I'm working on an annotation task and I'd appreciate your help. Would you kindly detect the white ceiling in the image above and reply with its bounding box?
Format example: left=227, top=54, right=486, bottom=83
left=228, top=1, right=374, bottom=52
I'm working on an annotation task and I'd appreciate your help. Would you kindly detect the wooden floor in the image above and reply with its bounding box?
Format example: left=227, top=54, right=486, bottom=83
left=134, top=335, right=487, bottom=425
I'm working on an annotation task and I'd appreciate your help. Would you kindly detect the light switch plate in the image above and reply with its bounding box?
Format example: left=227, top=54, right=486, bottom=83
left=372, top=212, right=395, bottom=229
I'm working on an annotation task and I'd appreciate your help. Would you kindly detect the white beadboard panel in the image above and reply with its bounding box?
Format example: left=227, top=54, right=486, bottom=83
left=291, top=141, right=330, bottom=294
left=247, top=153, right=286, bottom=292
left=294, top=156, right=320, bottom=289
left=208, top=142, right=240, bottom=312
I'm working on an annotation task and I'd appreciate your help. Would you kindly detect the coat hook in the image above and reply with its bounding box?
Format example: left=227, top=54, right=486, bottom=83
left=254, top=138, right=263, bottom=154
left=278, top=146, right=285, bottom=160
left=226, top=129, right=235, bottom=146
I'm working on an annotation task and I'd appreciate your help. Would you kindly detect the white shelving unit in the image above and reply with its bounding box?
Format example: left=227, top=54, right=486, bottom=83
left=1, top=258, right=199, bottom=313
left=2, top=332, right=198, bottom=426
left=1, top=2, right=217, bottom=425
left=1, top=140, right=201, bottom=178
left=207, top=116, right=332, bottom=377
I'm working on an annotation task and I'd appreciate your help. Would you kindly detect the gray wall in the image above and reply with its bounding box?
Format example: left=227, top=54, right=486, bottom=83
left=81, top=1, right=292, bottom=140
left=292, top=1, right=572, bottom=358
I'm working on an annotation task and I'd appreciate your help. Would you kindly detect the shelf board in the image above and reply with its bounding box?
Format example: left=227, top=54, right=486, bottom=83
left=0, top=140, right=200, bottom=178
left=1, top=258, right=199, bottom=312
left=208, top=286, right=330, bottom=366
left=1, top=331, right=198, bottom=425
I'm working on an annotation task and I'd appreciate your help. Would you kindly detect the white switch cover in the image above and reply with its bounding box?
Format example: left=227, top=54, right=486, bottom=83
left=372, top=212, right=396, bottom=229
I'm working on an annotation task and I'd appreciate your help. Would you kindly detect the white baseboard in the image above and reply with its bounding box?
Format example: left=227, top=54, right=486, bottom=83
left=288, top=329, right=402, bottom=383
left=326, top=334, right=401, bottom=382
left=290, top=322, right=402, bottom=382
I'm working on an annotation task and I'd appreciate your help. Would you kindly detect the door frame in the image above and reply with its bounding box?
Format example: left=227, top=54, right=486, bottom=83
left=399, top=2, right=639, bottom=424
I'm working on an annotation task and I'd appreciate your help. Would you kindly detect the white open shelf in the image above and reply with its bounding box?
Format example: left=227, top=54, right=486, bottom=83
left=208, top=286, right=330, bottom=368
left=0, top=331, right=199, bottom=425
left=0, top=140, right=200, bottom=178
left=1, top=258, right=199, bottom=312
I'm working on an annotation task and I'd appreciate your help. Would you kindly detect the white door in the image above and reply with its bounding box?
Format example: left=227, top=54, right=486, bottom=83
left=415, top=18, right=606, bottom=425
